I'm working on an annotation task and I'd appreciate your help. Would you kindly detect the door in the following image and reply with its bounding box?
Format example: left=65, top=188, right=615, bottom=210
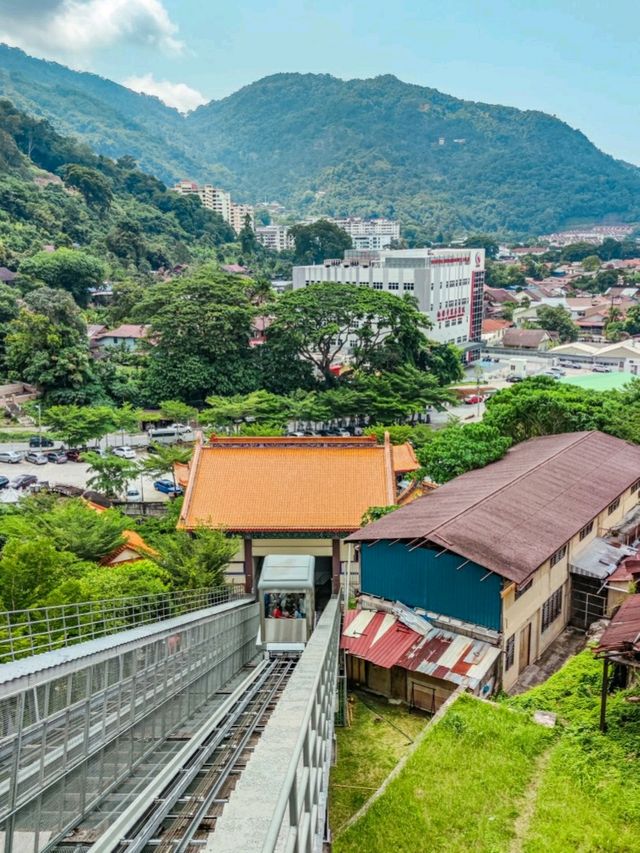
left=519, top=622, right=531, bottom=672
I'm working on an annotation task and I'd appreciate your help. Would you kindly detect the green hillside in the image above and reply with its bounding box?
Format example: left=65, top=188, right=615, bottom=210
left=1, top=45, right=640, bottom=237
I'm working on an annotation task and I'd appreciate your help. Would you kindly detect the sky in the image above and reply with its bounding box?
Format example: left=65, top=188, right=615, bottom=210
left=0, top=0, right=638, bottom=163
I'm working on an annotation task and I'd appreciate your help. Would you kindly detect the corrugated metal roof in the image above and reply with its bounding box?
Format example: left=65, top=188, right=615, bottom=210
left=341, top=607, right=500, bottom=689
left=349, top=432, right=640, bottom=584
left=595, top=595, right=640, bottom=655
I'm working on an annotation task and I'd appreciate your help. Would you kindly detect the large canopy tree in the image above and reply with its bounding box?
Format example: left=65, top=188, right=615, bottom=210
left=19, top=248, right=105, bottom=307
left=268, top=284, right=431, bottom=383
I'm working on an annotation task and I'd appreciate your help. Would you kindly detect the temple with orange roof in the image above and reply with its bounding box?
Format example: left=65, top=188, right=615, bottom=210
left=177, top=434, right=420, bottom=594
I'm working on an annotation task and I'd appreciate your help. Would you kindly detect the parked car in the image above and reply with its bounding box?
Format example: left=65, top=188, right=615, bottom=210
left=25, top=451, right=48, bottom=465
left=112, top=446, right=136, bottom=459
left=463, top=394, right=485, bottom=405
left=11, top=474, right=37, bottom=490
left=153, top=478, right=183, bottom=496
left=0, top=450, right=22, bottom=464
left=0, top=476, right=9, bottom=489
left=28, top=435, right=54, bottom=448
left=125, top=487, right=142, bottom=502
left=505, top=374, right=523, bottom=383
left=550, top=367, right=566, bottom=376
left=65, top=448, right=85, bottom=462
left=541, top=371, right=560, bottom=379
left=592, top=364, right=611, bottom=373
left=47, top=451, right=68, bottom=464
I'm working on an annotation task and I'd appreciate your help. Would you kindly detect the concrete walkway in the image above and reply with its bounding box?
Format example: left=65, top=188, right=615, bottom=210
left=507, top=627, right=586, bottom=695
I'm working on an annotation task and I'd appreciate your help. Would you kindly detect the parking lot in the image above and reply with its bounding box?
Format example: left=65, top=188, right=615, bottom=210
left=0, top=450, right=170, bottom=502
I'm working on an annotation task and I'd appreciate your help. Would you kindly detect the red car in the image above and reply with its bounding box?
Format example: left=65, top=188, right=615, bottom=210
left=463, top=394, right=484, bottom=405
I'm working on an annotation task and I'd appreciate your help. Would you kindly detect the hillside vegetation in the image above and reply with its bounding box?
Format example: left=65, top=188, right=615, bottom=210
left=1, top=46, right=639, bottom=237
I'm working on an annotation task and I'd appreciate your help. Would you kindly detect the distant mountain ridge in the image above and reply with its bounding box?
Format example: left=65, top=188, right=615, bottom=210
left=1, top=44, right=639, bottom=237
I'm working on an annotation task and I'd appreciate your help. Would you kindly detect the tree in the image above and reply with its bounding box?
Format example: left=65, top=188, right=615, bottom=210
left=0, top=496, right=127, bottom=563
left=361, top=505, right=399, bottom=526
left=60, top=164, right=113, bottom=212
left=160, top=399, right=198, bottom=425
left=421, top=343, right=463, bottom=384
left=417, top=422, right=512, bottom=484
left=19, top=249, right=105, bottom=307
left=85, top=452, right=138, bottom=499
left=105, top=217, right=147, bottom=266
left=623, top=305, right=640, bottom=336
left=150, top=527, right=238, bottom=590
left=534, top=305, right=579, bottom=343
left=5, top=290, right=94, bottom=402
left=42, top=404, right=117, bottom=447
left=42, top=561, right=170, bottom=612
left=136, top=266, right=257, bottom=405
left=582, top=255, right=602, bottom=272
left=139, top=444, right=192, bottom=490
left=289, top=220, right=352, bottom=264
left=462, top=234, right=498, bottom=259
left=269, top=284, right=430, bottom=383
left=0, top=536, right=87, bottom=610
left=238, top=213, right=258, bottom=255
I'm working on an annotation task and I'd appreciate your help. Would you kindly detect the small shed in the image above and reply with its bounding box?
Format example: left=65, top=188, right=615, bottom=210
left=594, top=595, right=640, bottom=731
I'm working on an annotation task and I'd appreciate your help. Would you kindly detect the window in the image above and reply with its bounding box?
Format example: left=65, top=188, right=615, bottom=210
left=608, top=498, right=620, bottom=515
left=550, top=544, right=567, bottom=567
left=388, top=282, right=399, bottom=291
left=541, top=587, right=563, bottom=632
left=372, top=282, right=383, bottom=290
left=578, top=521, right=593, bottom=541
left=515, top=578, right=533, bottom=600
left=631, top=479, right=640, bottom=494
left=403, top=283, right=414, bottom=291
left=505, top=635, right=515, bottom=670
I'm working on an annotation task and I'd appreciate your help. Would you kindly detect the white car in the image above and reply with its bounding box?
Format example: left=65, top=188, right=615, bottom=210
left=0, top=450, right=22, bottom=464
left=125, top=487, right=142, bottom=502
left=112, top=446, right=136, bottom=460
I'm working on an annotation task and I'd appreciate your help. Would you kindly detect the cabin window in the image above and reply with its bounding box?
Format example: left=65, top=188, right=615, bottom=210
left=264, top=592, right=306, bottom=619
left=578, top=521, right=594, bottom=541
left=505, top=635, right=515, bottom=670
left=515, top=578, right=533, bottom=600
left=550, top=544, right=567, bottom=567
left=631, top=479, right=640, bottom=494
left=541, top=587, right=563, bottom=633
left=608, top=498, right=620, bottom=515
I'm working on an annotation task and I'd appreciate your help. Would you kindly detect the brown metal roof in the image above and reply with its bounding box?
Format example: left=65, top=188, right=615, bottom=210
left=348, top=432, right=640, bottom=584
left=595, top=595, right=640, bottom=655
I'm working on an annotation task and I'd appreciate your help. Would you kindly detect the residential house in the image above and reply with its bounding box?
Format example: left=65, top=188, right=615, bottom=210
left=177, top=435, right=419, bottom=594
left=347, top=431, right=640, bottom=692
left=481, top=318, right=512, bottom=345
left=502, top=328, right=556, bottom=350
left=93, top=324, right=151, bottom=352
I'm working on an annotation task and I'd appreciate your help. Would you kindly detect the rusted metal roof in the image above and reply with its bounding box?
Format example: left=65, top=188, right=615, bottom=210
left=595, top=595, right=640, bottom=656
left=349, top=432, right=640, bottom=584
left=341, top=607, right=500, bottom=689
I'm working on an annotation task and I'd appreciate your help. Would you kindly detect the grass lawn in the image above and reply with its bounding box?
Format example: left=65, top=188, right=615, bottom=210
left=332, top=650, right=640, bottom=852
left=329, top=692, right=427, bottom=833
left=333, top=694, right=553, bottom=853
left=506, top=649, right=640, bottom=853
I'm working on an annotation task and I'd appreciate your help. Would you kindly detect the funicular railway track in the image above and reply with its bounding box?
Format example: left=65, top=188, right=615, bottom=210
left=105, top=657, right=295, bottom=853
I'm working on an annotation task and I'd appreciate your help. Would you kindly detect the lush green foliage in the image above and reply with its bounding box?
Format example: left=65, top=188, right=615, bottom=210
left=289, top=219, right=352, bottom=263
left=417, top=422, right=513, bottom=483
left=484, top=376, right=640, bottom=444
left=151, top=527, right=239, bottom=590
left=530, top=305, right=579, bottom=343
left=2, top=48, right=639, bottom=236
left=84, top=451, right=138, bottom=499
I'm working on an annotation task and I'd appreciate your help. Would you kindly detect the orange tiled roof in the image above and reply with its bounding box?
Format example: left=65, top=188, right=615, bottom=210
left=179, top=436, right=399, bottom=532
left=392, top=443, right=420, bottom=473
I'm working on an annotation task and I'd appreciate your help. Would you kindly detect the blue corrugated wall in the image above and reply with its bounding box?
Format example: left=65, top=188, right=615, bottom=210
left=360, top=541, right=502, bottom=631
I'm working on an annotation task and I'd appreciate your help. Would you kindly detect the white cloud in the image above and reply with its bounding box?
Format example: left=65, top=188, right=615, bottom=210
left=0, top=0, right=184, bottom=63
left=123, top=73, right=207, bottom=112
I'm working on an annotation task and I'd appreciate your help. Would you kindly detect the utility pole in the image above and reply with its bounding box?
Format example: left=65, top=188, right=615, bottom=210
left=36, top=403, right=42, bottom=443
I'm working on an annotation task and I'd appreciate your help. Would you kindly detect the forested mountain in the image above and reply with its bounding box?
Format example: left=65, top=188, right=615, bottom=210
left=1, top=45, right=640, bottom=237
left=0, top=100, right=234, bottom=271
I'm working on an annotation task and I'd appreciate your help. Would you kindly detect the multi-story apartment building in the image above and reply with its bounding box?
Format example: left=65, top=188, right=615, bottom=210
left=172, top=181, right=254, bottom=233
left=292, top=247, right=485, bottom=348
left=229, top=203, right=256, bottom=234
left=255, top=224, right=294, bottom=252
left=332, top=217, right=401, bottom=250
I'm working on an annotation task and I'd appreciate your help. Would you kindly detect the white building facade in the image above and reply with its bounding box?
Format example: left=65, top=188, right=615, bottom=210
left=172, top=181, right=254, bottom=233
left=256, top=225, right=294, bottom=252
left=292, top=248, right=485, bottom=348
left=332, top=218, right=401, bottom=251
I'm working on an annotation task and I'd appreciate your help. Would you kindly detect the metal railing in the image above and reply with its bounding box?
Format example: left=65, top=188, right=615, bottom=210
left=0, top=587, right=250, bottom=663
